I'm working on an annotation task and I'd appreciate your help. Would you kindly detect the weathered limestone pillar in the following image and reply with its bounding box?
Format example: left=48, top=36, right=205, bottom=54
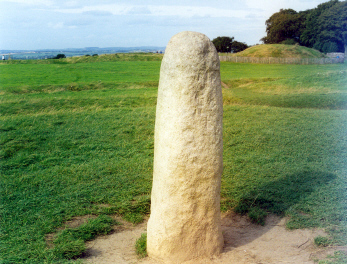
left=147, top=31, right=224, bottom=263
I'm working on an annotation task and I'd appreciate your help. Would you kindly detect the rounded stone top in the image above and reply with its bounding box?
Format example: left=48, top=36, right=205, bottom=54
left=162, top=31, right=219, bottom=74
left=166, top=31, right=217, bottom=56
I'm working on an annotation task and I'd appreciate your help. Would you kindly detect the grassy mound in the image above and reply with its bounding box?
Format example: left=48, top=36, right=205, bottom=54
left=231, top=44, right=325, bottom=58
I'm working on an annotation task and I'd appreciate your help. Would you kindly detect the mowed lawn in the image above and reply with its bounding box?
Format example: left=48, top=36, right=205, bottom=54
left=0, top=56, right=346, bottom=263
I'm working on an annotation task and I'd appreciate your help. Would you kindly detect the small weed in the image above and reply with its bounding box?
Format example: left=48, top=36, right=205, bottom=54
left=314, top=236, right=332, bottom=247
left=248, top=207, right=268, bottom=226
left=135, top=233, right=147, bottom=258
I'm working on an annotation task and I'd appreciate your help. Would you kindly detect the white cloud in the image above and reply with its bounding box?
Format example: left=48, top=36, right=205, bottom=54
left=82, top=10, right=113, bottom=16
left=0, top=0, right=332, bottom=50
left=63, top=1, right=80, bottom=8
left=149, top=5, right=250, bottom=18
left=126, top=6, right=152, bottom=15
left=54, top=4, right=250, bottom=18
left=55, top=4, right=130, bottom=15
left=47, top=22, right=64, bottom=29
left=2, top=0, right=54, bottom=6
left=245, top=0, right=328, bottom=17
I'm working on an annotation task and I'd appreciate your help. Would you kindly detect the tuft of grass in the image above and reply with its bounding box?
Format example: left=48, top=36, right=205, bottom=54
left=135, top=233, right=147, bottom=258
left=52, top=215, right=117, bottom=259
left=52, top=239, right=86, bottom=260
left=246, top=207, right=267, bottom=226
left=314, top=236, right=333, bottom=247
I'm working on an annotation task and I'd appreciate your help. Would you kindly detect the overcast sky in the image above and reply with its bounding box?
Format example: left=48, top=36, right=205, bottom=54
left=0, top=0, right=330, bottom=50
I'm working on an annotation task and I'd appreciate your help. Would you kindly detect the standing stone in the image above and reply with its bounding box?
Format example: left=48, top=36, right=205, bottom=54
left=147, top=31, right=224, bottom=263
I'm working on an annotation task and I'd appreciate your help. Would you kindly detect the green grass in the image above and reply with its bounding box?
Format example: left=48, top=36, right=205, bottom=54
left=53, top=215, right=116, bottom=259
left=135, top=233, right=147, bottom=258
left=0, top=52, right=163, bottom=64
left=0, top=60, right=161, bottom=91
left=0, top=57, right=346, bottom=263
left=221, top=63, right=347, bottom=110
left=315, top=236, right=333, bottom=247
left=318, top=251, right=347, bottom=264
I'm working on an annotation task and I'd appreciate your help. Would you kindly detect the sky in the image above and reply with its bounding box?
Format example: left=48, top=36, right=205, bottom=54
left=0, top=0, right=331, bottom=50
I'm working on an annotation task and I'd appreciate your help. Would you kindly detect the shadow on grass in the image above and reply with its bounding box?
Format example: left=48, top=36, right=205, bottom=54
left=233, top=170, right=336, bottom=225
left=249, top=94, right=347, bottom=110
left=223, top=91, right=347, bottom=110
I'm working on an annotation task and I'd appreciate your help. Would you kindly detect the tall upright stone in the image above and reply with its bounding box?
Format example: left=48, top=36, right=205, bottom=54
left=147, top=31, right=224, bottom=262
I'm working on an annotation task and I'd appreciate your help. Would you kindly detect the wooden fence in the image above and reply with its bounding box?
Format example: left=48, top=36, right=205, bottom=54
left=219, top=56, right=345, bottom=64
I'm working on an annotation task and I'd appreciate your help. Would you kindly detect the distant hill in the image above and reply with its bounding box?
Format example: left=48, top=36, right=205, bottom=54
left=0, top=52, right=164, bottom=64
left=231, top=44, right=325, bottom=58
left=0, top=46, right=165, bottom=60
left=65, top=53, right=163, bottom=63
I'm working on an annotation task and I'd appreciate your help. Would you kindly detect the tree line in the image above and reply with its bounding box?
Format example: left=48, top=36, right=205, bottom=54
left=261, top=0, right=347, bottom=53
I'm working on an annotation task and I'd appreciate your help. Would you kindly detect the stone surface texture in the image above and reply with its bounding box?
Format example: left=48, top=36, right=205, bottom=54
left=147, top=31, right=224, bottom=263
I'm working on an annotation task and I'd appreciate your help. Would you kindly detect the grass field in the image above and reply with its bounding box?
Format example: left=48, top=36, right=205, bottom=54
left=1, top=54, right=346, bottom=263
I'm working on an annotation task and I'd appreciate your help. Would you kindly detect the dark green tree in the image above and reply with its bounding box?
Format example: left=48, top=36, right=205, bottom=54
left=301, top=0, right=346, bottom=53
left=230, top=41, right=249, bottom=53
left=212, top=37, right=248, bottom=53
left=54, top=54, right=66, bottom=59
left=260, top=9, right=307, bottom=44
left=212, top=36, right=234, bottom=53
left=261, top=0, right=347, bottom=53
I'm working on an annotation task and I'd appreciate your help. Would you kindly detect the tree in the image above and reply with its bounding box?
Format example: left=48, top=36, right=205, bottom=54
left=212, top=37, right=249, bottom=53
left=212, top=36, right=234, bottom=53
left=54, top=54, right=66, bottom=59
left=301, top=0, right=346, bottom=53
left=261, top=0, right=347, bottom=53
left=260, top=9, right=307, bottom=44
left=230, top=41, right=249, bottom=53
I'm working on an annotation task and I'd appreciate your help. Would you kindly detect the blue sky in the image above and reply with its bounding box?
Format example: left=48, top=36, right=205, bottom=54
left=0, top=0, right=330, bottom=50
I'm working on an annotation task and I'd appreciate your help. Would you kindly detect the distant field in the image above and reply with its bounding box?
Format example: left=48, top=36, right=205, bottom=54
left=1, top=47, right=165, bottom=60
left=1, top=55, right=346, bottom=263
left=0, top=59, right=162, bottom=94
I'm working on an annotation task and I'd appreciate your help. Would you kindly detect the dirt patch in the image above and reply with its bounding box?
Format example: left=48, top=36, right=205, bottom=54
left=45, top=215, right=98, bottom=248
left=221, top=82, right=229, bottom=89
left=82, top=212, right=343, bottom=264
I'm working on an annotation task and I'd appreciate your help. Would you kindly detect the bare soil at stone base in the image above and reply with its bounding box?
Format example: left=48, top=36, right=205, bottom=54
left=82, top=212, right=346, bottom=264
